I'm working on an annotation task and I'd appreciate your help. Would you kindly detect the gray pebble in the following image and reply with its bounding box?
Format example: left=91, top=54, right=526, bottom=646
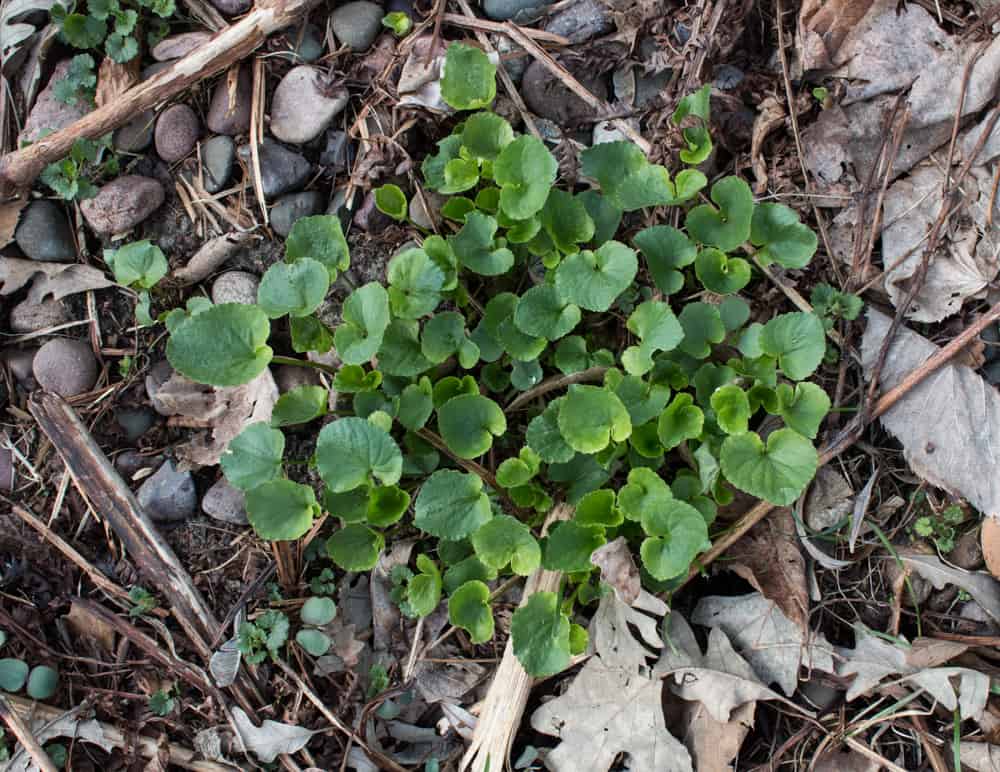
left=152, top=31, right=213, bottom=61
left=155, top=104, right=200, bottom=162
left=714, top=64, right=744, bottom=91
left=332, top=1, right=385, bottom=51
left=145, top=359, right=174, bottom=415
left=543, top=0, right=613, bottom=44
left=211, top=271, right=259, bottom=305
left=200, top=135, right=236, bottom=193
left=482, top=0, right=551, bottom=20
left=137, top=459, right=198, bottom=522
left=116, top=407, right=156, bottom=442
left=9, top=298, right=69, bottom=333
left=80, top=175, right=165, bottom=236
left=237, top=139, right=311, bottom=198
left=114, top=110, right=157, bottom=153
left=14, top=200, right=75, bottom=262
left=320, top=130, right=353, bottom=171
left=281, top=23, right=325, bottom=62
left=209, top=0, right=251, bottom=15
left=115, top=450, right=164, bottom=479
left=984, top=360, right=1000, bottom=386
left=270, top=66, right=348, bottom=145
left=202, top=478, right=249, bottom=525
left=32, top=338, right=98, bottom=397
left=327, top=188, right=352, bottom=231
left=522, top=60, right=608, bottom=125
left=983, top=323, right=1000, bottom=363
left=4, top=349, right=36, bottom=385
left=207, top=67, right=252, bottom=136
left=635, top=70, right=671, bottom=108
left=270, top=191, right=324, bottom=237
left=0, top=447, right=12, bottom=492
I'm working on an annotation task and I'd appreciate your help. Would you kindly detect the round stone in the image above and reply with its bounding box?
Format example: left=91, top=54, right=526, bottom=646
left=137, top=459, right=198, bottom=522
left=114, top=109, right=157, bottom=153
left=200, top=135, right=236, bottom=193
left=212, top=271, right=259, bottom=305
left=9, top=298, right=69, bottom=333
left=331, top=1, right=384, bottom=51
left=270, top=191, right=324, bottom=237
left=155, top=104, right=200, bottom=162
left=202, top=478, right=249, bottom=525
left=32, top=338, right=98, bottom=397
left=522, top=60, right=608, bottom=125
left=482, top=0, right=552, bottom=20
left=270, top=66, right=348, bottom=145
left=236, top=140, right=311, bottom=199
left=207, top=67, right=252, bottom=135
left=14, top=200, right=75, bottom=262
left=80, top=175, right=165, bottom=236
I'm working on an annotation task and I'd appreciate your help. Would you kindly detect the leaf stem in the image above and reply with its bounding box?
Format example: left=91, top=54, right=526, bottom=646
left=270, top=355, right=339, bottom=377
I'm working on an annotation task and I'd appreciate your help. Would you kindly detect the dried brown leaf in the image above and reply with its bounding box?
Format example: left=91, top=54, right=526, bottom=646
left=796, top=0, right=877, bottom=71
left=95, top=55, right=137, bottom=108
left=962, top=743, right=1000, bottom=771
left=590, top=536, right=640, bottom=605
left=0, top=257, right=112, bottom=302
left=0, top=199, right=26, bottom=248
left=982, top=517, right=1000, bottom=580
left=64, top=601, right=116, bottom=653
left=666, top=699, right=754, bottom=772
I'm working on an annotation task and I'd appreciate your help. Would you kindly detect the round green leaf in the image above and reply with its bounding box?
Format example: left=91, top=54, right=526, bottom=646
left=608, top=372, right=671, bottom=426
left=720, top=296, right=751, bottom=332
left=405, top=555, right=443, bottom=617
left=471, top=515, right=540, bottom=575
left=640, top=497, right=709, bottom=581
left=315, top=417, right=403, bottom=492
left=378, top=319, right=434, bottom=376
left=680, top=124, right=712, bottom=165
left=580, top=141, right=676, bottom=211
left=656, top=393, right=704, bottom=451
left=271, top=385, right=327, bottom=427
left=540, top=189, right=595, bottom=254
left=104, top=239, right=167, bottom=289
left=301, top=596, right=337, bottom=626
left=367, top=484, right=411, bottom=526
left=461, top=111, right=513, bottom=160
left=685, top=176, right=754, bottom=252
left=323, top=488, right=370, bottom=523
left=617, top=467, right=671, bottom=522
left=327, top=524, right=384, bottom=570
left=387, top=247, right=446, bottom=319
left=333, top=364, right=381, bottom=393
left=710, top=384, right=750, bottom=435
left=513, top=284, right=581, bottom=340
left=335, top=282, right=391, bottom=366
left=542, top=520, right=605, bottom=572
left=422, top=135, right=463, bottom=191
left=432, top=375, right=479, bottom=407
left=495, top=448, right=539, bottom=488
left=166, top=303, right=272, bottom=387
left=374, top=184, right=408, bottom=221
left=257, top=258, right=329, bottom=319
left=494, top=135, right=558, bottom=220
left=397, top=380, right=434, bottom=431
left=448, top=580, right=494, bottom=643
left=776, top=382, right=831, bottom=439
left=444, top=555, right=497, bottom=595
left=26, top=665, right=58, bottom=700
left=414, top=469, right=492, bottom=539
left=751, top=202, right=818, bottom=269
left=510, top=592, right=571, bottom=677
left=677, top=301, right=726, bottom=359
left=450, top=212, right=514, bottom=276
left=285, top=214, right=350, bottom=281
left=291, top=315, right=334, bottom=354
left=575, top=488, right=622, bottom=527
left=694, top=248, right=751, bottom=295
left=720, top=428, right=818, bottom=505
left=296, top=629, right=332, bottom=656
left=221, top=422, right=285, bottom=491
left=246, top=479, right=319, bottom=541
left=633, top=225, right=696, bottom=295
left=0, top=659, right=27, bottom=692
left=421, top=312, right=473, bottom=364
left=630, top=420, right=664, bottom=458
left=557, top=385, right=631, bottom=454
left=555, top=241, right=638, bottom=312
left=441, top=43, right=496, bottom=111
left=526, top=399, right=576, bottom=463
left=438, top=394, right=506, bottom=459
left=578, top=190, right=623, bottom=247
left=443, top=157, right=480, bottom=193
left=621, top=300, right=683, bottom=375
left=759, top=312, right=826, bottom=381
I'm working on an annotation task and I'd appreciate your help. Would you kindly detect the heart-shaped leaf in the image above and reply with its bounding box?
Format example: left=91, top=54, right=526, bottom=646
left=104, top=239, right=167, bottom=289
left=367, top=485, right=411, bottom=526
left=222, top=422, right=285, bottom=491
left=374, top=184, right=408, bottom=221
left=296, top=629, right=332, bottom=656
left=759, top=312, right=825, bottom=380
left=246, top=479, right=319, bottom=541
left=575, top=489, right=622, bottom=527
left=397, top=379, right=434, bottom=431
left=710, top=384, right=750, bottom=435
left=555, top=240, right=638, bottom=312
left=640, top=496, right=709, bottom=580
left=679, top=124, right=712, bottom=164
left=694, top=247, right=751, bottom=294
left=751, top=202, right=818, bottom=269
left=290, top=316, right=334, bottom=354
left=326, top=524, right=384, bottom=570
left=578, top=190, right=623, bottom=247
left=315, top=417, right=403, bottom=492
left=621, top=300, right=683, bottom=375
left=542, top=520, right=605, bottom=572
left=257, top=258, right=329, bottom=319
left=633, top=225, right=697, bottom=295
left=557, top=385, right=632, bottom=454
left=579, top=141, right=678, bottom=211
left=526, top=399, right=577, bottom=463
left=472, top=515, right=540, bottom=575
left=438, top=393, right=506, bottom=458
left=540, top=189, right=595, bottom=254
left=496, top=447, right=541, bottom=488
left=387, top=247, right=446, bottom=319
left=607, top=370, right=671, bottom=426
left=450, top=211, right=514, bottom=276
left=414, top=469, right=492, bottom=539
left=448, top=580, right=494, bottom=643
left=440, top=43, right=496, bottom=110
left=166, top=303, right=273, bottom=387
left=334, top=282, right=390, bottom=366
left=421, top=311, right=478, bottom=365
left=333, top=364, right=381, bottom=393
left=685, top=176, right=754, bottom=252
left=494, top=135, right=558, bottom=220
left=285, top=215, right=350, bottom=281
left=402, top=554, right=442, bottom=618
left=720, top=428, right=818, bottom=505
left=776, top=381, right=830, bottom=439
left=461, top=111, right=513, bottom=160
left=514, top=284, right=581, bottom=340
left=484, top=292, right=546, bottom=361
left=378, top=319, right=433, bottom=376
left=301, top=596, right=337, bottom=626
left=657, top=393, right=704, bottom=450
left=677, top=301, right=726, bottom=359
left=672, top=83, right=711, bottom=123
left=421, top=135, right=463, bottom=192
left=271, top=385, right=327, bottom=427
left=511, top=591, right=571, bottom=677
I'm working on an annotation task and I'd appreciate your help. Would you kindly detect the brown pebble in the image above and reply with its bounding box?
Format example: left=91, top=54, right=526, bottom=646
left=155, top=104, right=200, bottom=162
left=206, top=67, right=252, bottom=135
left=32, top=338, right=98, bottom=397
left=80, top=175, right=165, bottom=235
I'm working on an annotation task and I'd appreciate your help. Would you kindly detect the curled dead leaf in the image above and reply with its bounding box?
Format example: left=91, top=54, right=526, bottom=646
left=590, top=536, right=640, bottom=605
left=95, top=55, right=137, bottom=109
left=0, top=257, right=113, bottom=303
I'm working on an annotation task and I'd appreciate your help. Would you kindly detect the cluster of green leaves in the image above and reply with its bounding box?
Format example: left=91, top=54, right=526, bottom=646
left=295, top=596, right=338, bottom=656
left=164, top=44, right=834, bottom=677
left=381, top=10, right=411, bottom=36
left=0, top=659, right=59, bottom=700
left=127, top=585, right=159, bottom=617
left=105, top=239, right=168, bottom=325
left=912, top=502, right=965, bottom=554
left=237, top=610, right=289, bottom=665
left=52, top=0, right=173, bottom=63
left=39, top=134, right=117, bottom=201
left=811, top=282, right=862, bottom=331
left=149, top=687, right=176, bottom=716
left=53, top=53, right=97, bottom=106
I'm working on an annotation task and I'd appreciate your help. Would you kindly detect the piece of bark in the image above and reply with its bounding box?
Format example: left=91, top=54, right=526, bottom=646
left=173, top=231, right=252, bottom=284
left=0, top=0, right=321, bottom=191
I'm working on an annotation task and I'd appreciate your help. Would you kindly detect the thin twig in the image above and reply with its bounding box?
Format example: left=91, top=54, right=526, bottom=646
left=506, top=366, right=608, bottom=411
left=0, top=694, right=59, bottom=772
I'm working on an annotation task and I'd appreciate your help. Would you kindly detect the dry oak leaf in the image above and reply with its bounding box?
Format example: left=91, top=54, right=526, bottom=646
left=588, top=588, right=666, bottom=674
left=0, top=256, right=113, bottom=303
left=230, top=707, right=321, bottom=763
left=962, top=743, right=1000, bottom=771
left=590, top=536, right=641, bottom=605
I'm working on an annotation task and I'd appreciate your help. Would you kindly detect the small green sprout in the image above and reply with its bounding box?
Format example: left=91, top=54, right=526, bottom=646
left=128, top=586, right=158, bottom=618
left=237, top=610, right=289, bottom=665
left=381, top=11, right=411, bottom=37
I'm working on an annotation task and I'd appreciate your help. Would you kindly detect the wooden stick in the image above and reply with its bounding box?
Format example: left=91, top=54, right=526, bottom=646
left=441, top=13, right=569, bottom=44
left=0, top=694, right=59, bottom=772
left=0, top=0, right=320, bottom=190
left=506, top=366, right=607, bottom=411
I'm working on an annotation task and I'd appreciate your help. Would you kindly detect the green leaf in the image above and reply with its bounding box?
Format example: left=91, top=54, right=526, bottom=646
left=450, top=212, right=514, bottom=276
left=657, top=393, right=704, bottom=450
left=167, top=303, right=272, bottom=387
left=710, top=384, right=750, bottom=435
left=484, top=293, right=545, bottom=361
left=271, top=386, right=327, bottom=427
left=438, top=394, right=506, bottom=459
left=615, top=163, right=677, bottom=211
left=221, top=422, right=284, bottom=490
left=578, top=190, right=622, bottom=247
left=692, top=362, right=736, bottom=406
left=554, top=241, right=638, bottom=312
left=511, top=358, right=543, bottom=391
left=296, top=629, right=332, bottom=656
left=404, top=554, right=442, bottom=617
left=441, top=196, right=475, bottom=221
left=526, top=399, right=576, bottom=463
left=323, top=488, right=370, bottom=523
left=257, top=258, right=329, bottom=319
left=327, top=524, right=384, bottom=570
left=472, top=516, right=540, bottom=575
left=61, top=13, right=106, bottom=49
left=0, top=659, right=28, bottom=691
left=776, top=382, right=830, bottom=439
left=622, top=300, right=683, bottom=375
left=246, top=479, right=319, bottom=541
left=301, top=596, right=337, bottom=625
left=575, top=489, right=622, bottom=527
left=443, top=158, right=479, bottom=193
left=333, top=364, right=381, bottom=393
left=397, top=379, right=434, bottom=431
left=630, top=420, right=663, bottom=458
left=543, top=521, right=605, bottom=572
left=286, top=215, right=350, bottom=281
left=540, top=189, right=595, bottom=254
left=414, top=469, right=492, bottom=539
left=371, top=184, right=407, bottom=221
left=719, top=296, right=751, bottom=332
left=720, top=428, right=818, bottom=505
left=494, top=135, right=558, bottom=220
left=378, top=319, right=433, bottom=376
left=461, top=112, right=513, bottom=160
left=432, top=375, right=479, bottom=407
left=290, top=316, right=334, bottom=354
left=421, top=312, right=476, bottom=364
left=440, top=43, right=496, bottom=111
left=673, top=168, right=708, bottom=201
left=672, top=83, right=711, bottom=123
left=677, top=301, right=726, bottom=359
left=335, top=282, right=391, bottom=365
left=513, top=284, right=581, bottom=340
left=315, top=417, right=403, bottom=492
left=448, top=580, right=494, bottom=643
left=679, top=125, right=712, bottom=165
left=26, top=665, right=58, bottom=700
left=495, top=447, right=540, bottom=488
left=367, top=485, right=411, bottom=526
left=640, top=496, right=708, bottom=580
left=607, top=371, right=671, bottom=426
left=580, top=141, right=675, bottom=211
left=511, top=592, right=571, bottom=677
left=694, top=248, right=751, bottom=295
left=633, top=225, right=697, bottom=295
left=387, top=247, right=446, bottom=319
left=751, top=203, right=818, bottom=269
left=422, top=135, right=463, bottom=191
left=105, top=31, right=138, bottom=62
left=557, top=385, right=631, bottom=454
left=443, top=555, right=497, bottom=594
left=104, top=240, right=167, bottom=289
left=381, top=10, right=411, bottom=35
left=548, top=453, right=610, bottom=504
left=759, top=312, right=825, bottom=380
left=617, top=467, right=670, bottom=521
left=685, top=176, right=754, bottom=252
